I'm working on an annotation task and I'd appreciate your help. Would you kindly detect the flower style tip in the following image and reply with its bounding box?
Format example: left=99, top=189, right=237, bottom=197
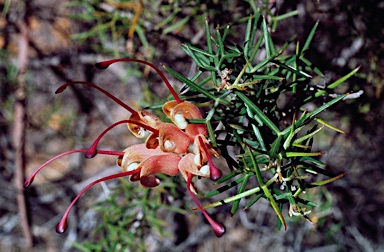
left=212, top=220, right=226, bottom=238
left=23, top=177, right=34, bottom=188
left=209, top=165, right=222, bottom=181
left=55, top=86, right=67, bottom=94
left=56, top=219, right=67, bottom=234
left=186, top=173, right=226, bottom=237
left=94, top=61, right=109, bottom=69
left=55, top=170, right=141, bottom=234
left=84, top=148, right=97, bottom=159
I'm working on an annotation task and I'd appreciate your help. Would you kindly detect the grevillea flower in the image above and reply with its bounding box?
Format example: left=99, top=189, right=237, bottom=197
left=127, top=110, right=161, bottom=138
left=24, top=58, right=226, bottom=237
left=117, top=144, right=180, bottom=187
left=163, top=100, right=208, bottom=137
left=145, top=122, right=192, bottom=153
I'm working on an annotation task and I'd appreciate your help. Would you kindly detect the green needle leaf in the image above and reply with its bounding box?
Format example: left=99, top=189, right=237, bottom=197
left=236, top=91, right=281, bottom=135
left=247, top=145, right=286, bottom=230
left=309, top=172, right=347, bottom=187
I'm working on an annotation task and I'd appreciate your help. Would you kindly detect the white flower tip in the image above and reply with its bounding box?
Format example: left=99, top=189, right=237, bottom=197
left=200, top=165, right=210, bottom=176
left=138, top=128, right=146, bottom=137
left=194, top=154, right=201, bottom=166
left=164, top=140, right=175, bottom=151
left=143, top=115, right=157, bottom=125
left=127, top=162, right=139, bottom=171
left=174, top=113, right=188, bottom=129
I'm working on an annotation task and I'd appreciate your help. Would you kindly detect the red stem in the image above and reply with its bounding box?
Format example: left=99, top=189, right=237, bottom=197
left=56, top=169, right=141, bottom=234
left=95, top=58, right=183, bottom=104
left=85, top=119, right=159, bottom=158
left=56, top=81, right=140, bottom=117
left=24, top=149, right=125, bottom=188
left=186, top=173, right=225, bottom=237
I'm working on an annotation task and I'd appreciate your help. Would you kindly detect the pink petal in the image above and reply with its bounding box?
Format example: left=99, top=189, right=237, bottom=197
left=185, top=124, right=208, bottom=139
left=157, top=123, right=192, bottom=154
left=179, top=153, right=210, bottom=180
left=127, top=113, right=148, bottom=138
left=138, top=110, right=161, bottom=127
left=127, top=111, right=160, bottom=138
left=193, top=135, right=219, bottom=160
left=145, top=132, right=160, bottom=149
left=117, top=144, right=164, bottom=171
left=163, top=101, right=208, bottom=137
left=138, top=153, right=181, bottom=187
left=162, top=100, right=179, bottom=118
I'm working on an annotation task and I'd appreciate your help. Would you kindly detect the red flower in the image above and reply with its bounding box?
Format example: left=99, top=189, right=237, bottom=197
left=24, top=58, right=225, bottom=237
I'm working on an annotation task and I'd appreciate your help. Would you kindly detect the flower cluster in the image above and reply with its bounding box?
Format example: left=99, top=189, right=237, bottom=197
left=24, top=58, right=225, bottom=237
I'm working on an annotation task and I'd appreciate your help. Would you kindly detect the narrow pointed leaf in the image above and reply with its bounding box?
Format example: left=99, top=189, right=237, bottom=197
left=231, top=173, right=252, bottom=215
left=299, top=156, right=326, bottom=167
left=314, top=118, right=346, bottom=134
left=236, top=91, right=280, bottom=135
left=308, top=94, right=347, bottom=119
left=205, top=176, right=247, bottom=197
left=301, top=21, right=319, bottom=54
left=243, top=193, right=263, bottom=210
left=304, top=66, right=360, bottom=102
left=309, top=172, right=347, bottom=187
left=286, top=151, right=323, bottom=157
left=163, top=65, right=231, bottom=106
left=247, top=145, right=286, bottom=229
left=294, top=125, right=324, bottom=144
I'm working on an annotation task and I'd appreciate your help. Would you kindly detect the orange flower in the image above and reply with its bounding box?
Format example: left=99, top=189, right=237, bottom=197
left=117, top=144, right=180, bottom=187
left=145, top=122, right=192, bottom=153
left=163, top=100, right=208, bottom=137
left=179, top=134, right=221, bottom=187
left=25, top=58, right=226, bottom=237
left=127, top=110, right=161, bottom=138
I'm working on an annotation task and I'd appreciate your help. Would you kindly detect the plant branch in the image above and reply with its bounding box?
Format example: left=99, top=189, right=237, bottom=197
left=13, top=3, right=33, bottom=247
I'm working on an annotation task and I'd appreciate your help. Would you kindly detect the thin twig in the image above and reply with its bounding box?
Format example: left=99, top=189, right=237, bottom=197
left=13, top=3, right=33, bottom=248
